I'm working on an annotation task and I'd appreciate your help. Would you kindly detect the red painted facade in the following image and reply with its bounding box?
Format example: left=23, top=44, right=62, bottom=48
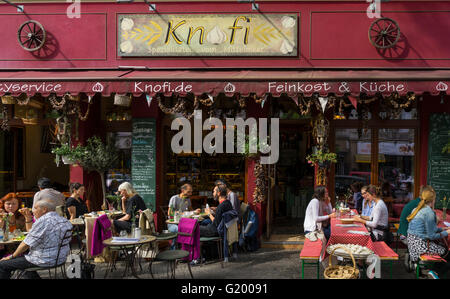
left=0, top=1, right=449, bottom=69
left=2, top=1, right=450, bottom=236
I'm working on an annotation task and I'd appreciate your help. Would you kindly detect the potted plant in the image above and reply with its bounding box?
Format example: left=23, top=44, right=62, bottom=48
left=306, top=148, right=337, bottom=168
left=76, top=136, right=119, bottom=210
left=51, top=143, right=84, bottom=166
left=106, top=194, right=121, bottom=210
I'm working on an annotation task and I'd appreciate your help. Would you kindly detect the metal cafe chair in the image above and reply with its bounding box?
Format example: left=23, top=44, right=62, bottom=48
left=15, top=228, right=73, bottom=279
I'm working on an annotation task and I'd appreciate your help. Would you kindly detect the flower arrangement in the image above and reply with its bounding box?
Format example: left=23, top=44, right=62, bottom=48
left=306, top=149, right=337, bottom=166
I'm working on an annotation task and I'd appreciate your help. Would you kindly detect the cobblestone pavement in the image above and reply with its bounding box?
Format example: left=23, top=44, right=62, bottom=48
left=37, top=247, right=431, bottom=279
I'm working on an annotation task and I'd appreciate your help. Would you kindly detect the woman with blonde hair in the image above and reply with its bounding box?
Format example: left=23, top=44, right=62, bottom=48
left=407, top=188, right=450, bottom=278
left=354, top=185, right=390, bottom=242
left=113, top=182, right=147, bottom=234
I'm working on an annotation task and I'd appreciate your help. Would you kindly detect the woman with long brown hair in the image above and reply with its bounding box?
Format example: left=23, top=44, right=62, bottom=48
left=303, top=186, right=336, bottom=240
left=406, top=188, right=450, bottom=278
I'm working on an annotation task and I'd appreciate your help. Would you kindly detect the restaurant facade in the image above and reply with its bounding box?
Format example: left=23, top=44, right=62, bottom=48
left=0, top=0, right=449, bottom=238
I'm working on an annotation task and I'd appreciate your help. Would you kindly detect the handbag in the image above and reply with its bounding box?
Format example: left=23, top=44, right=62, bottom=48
left=80, top=261, right=95, bottom=279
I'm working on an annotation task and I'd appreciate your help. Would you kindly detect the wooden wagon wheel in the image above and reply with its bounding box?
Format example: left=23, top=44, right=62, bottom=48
left=368, top=18, right=400, bottom=49
left=17, top=20, right=46, bottom=51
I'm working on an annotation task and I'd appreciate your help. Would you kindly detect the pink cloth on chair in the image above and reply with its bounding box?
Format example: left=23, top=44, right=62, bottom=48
left=91, top=214, right=112, bottom=256
left=177, top=218, right=200, bottom=262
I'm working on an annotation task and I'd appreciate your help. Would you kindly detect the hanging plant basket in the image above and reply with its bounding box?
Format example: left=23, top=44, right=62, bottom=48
left=1, top=96, right=15, bottom=105
left=114, top=94, right=132, bottom=107
left=62, top=155, right=75, bottom=165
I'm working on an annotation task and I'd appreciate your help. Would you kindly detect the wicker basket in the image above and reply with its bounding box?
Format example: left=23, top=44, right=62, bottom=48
left=324, top=245, right=359, bottom=279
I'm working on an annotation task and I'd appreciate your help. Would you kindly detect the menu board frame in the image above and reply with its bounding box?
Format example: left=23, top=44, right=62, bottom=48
left=132, top=118, right=156, bottom=211
left=427, top=113, right=450, bottom=209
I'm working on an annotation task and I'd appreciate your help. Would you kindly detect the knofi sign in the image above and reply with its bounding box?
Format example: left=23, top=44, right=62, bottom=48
left=117, top=14, right=298, bottom=57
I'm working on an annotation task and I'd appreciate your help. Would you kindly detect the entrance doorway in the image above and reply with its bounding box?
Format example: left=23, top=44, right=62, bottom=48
left=268, top=97, right=314, bottom=237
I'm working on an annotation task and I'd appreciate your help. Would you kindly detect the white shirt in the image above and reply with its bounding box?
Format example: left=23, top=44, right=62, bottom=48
left=365, top=199, right=389, bottom=239
left=303, top=198, right=330, bottom=232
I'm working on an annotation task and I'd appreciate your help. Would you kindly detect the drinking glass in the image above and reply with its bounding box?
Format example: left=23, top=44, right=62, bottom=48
left=119, top=230, right=127, bottom=238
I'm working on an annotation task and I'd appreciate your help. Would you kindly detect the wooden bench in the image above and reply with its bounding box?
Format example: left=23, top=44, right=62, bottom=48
left=416, top=254, right=447, bottom=279
left=373, top=241, right=399, bottom=279
left=299, top=238, right=323, bottom=279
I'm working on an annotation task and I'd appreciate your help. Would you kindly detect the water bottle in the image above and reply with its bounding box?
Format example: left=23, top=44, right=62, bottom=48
left=0, top=230, right=3, bottom=242
left=134, top=227, right=141, bottom=239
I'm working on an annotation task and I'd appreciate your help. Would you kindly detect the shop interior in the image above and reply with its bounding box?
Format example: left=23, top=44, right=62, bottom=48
left=269, top=96, right=314, bottom=235
left=162, top=94, right=246, bottom=211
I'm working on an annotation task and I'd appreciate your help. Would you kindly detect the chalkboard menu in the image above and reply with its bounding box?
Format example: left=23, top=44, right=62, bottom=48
left=132, top=118, right=156, bottom=211
left=427, top=114, right=450, bottom=209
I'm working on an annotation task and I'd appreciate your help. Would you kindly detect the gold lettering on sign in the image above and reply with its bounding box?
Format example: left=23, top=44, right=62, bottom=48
left=165, top=20, right=186, bottom=45
left=229, top=16, right=251, bottom=45
left=187, top=26, right=205, bottom=45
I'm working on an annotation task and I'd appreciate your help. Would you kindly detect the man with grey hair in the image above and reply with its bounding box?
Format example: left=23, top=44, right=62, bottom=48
left=32, top=177, right=65, bottom=209
left=0, top=198, right=72, bottom=279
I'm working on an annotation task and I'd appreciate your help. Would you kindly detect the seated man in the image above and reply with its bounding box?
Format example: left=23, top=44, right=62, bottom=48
left=0, top=198, right=73, bottom=279
left=200, top=185, right=233, bottom=238
left=167, top=183, right=201, bottom=233
left=32, top=177, right=65, bottom=209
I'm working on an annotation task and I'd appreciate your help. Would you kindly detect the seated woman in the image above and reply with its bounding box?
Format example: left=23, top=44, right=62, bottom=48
left=406, top=188, right=450, bottom=278
left=354, top=185, right=390, bottom=242
left=303, top=186, right=335, bottom=240
left=0, top=194, right=33, bottom=257
left=65, top=182, right=89, bottom=220
left=113, top=182, right=147, bottom=234
left=200, top=185, right=233, bottom=238
left=0, top=194, right=33, bottom=232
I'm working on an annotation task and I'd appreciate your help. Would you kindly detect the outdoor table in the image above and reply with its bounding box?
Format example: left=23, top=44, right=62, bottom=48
left=103, top=235, right=156, bottom=279
left=154, top=232, right=178, bottom=241
left=324, top=211, right=375, bottom=260
left=84, top=211, right=124, bottom=259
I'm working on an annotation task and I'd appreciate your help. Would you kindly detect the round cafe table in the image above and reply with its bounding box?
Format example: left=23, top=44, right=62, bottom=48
left=103, top=235, right=156, bottom=279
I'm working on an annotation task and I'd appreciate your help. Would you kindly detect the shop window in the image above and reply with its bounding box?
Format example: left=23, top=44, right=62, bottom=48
left=335, top=128, right=372, bottom=197
left=105, top=132, right=132, bottom=196
left=378, top=129, right=414, bottom=202
left=0, top=128, right=24, bottom=193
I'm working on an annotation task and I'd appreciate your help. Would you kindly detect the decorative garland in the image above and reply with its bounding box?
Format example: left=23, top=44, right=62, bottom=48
left=297, top=95, right=312, bottom=116
left=49, top=94, right=66, bottom=110
left=1, top=104, right=9, bottom=131
left=157, top=94, right=199, bottom=120
left=16, top=94, right=30, bottom=106
left=253, top=160, right=267, bottom=204
left=197, top=95, right=214, bottom=107
left=238, top=95, right=246, bottom=109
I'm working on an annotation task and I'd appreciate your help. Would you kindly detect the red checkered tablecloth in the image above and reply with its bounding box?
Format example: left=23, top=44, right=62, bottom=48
left=326, top=217, right=375, bottom=251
